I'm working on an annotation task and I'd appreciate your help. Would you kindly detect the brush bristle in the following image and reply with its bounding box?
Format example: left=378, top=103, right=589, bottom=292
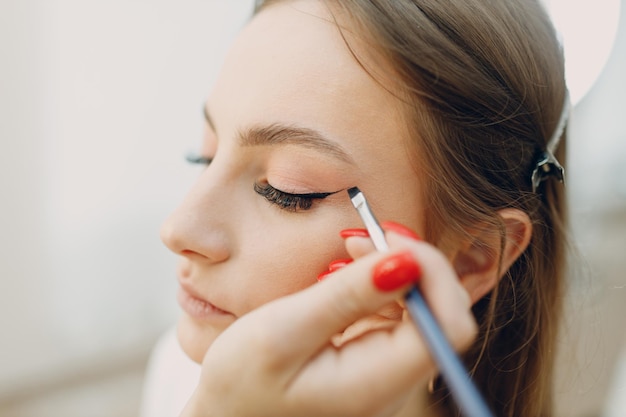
left=347, top=187, right=361, bottom=199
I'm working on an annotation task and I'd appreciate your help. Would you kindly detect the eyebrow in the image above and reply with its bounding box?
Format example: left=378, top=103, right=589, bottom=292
left=203, top=105, right=355, bottom=165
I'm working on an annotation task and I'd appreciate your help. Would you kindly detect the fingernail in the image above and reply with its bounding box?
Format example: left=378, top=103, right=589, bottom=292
left=372, top=251, right=421, bottom=291
left=381, top=221, right=421, bottom=240
left=328, top=258, right=352, bottom=271
left=317, top=270, right=333, bottom=281
left=340, top=228, right=369, bottom=238
left=318, top=258, right=353, bottom=281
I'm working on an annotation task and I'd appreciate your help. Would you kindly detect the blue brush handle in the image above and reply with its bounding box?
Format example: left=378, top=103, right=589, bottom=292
left=405, top=287, right=495, bottom=417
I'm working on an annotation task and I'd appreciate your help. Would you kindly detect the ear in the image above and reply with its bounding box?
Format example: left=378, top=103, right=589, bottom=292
left=451, top=209, right=532, bottom=304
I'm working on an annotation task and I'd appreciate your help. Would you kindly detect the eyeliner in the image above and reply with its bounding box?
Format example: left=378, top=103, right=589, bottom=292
left=347, top=187, right=494, bottom=417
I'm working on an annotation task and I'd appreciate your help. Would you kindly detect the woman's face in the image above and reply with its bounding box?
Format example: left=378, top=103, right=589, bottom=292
left=161, top=0, right=426, bottom=362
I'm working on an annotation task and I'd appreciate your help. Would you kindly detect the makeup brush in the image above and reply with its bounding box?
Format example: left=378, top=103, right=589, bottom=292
left=347, top=186, right=494, bottom=417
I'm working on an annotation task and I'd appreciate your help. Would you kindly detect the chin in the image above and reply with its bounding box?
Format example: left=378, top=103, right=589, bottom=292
left=176, top=315, right=224, bottom=363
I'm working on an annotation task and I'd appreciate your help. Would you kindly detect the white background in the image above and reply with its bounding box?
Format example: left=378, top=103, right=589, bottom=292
left=0, top=0, right=255, bottom=396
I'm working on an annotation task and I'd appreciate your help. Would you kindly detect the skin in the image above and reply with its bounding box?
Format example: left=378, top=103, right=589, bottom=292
left=160, top=1, right=532, bottom=416
left=160, top=0, right=425, bottom=363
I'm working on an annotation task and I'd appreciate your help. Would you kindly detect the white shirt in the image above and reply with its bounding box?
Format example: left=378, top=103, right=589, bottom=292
left=140, top=328, right=201, bottom=417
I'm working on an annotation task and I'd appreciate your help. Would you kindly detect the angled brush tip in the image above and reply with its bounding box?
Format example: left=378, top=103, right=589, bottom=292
left=347, top=186, right=361, bottom=199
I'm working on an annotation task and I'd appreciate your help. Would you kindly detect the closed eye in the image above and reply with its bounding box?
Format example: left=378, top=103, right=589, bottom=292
left=186, top=152, right=213, bottom=165
left=254, top=182, right=339, bottom=212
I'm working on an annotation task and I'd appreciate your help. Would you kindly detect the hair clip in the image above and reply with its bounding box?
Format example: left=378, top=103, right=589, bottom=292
left=531, top=92, right=570, bottom=193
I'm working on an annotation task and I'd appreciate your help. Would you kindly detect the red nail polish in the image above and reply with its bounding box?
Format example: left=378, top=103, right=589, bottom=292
left=381, top=221, right=421, bottom=240
left=340, top=228, right=369, bottom=238
left=372, top=251, right=421, bottom=291
left=317, top=269, right=333, bottom=281
left=328, top=258, right=352, bottom=271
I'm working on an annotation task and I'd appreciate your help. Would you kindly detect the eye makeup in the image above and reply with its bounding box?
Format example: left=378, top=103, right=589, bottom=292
left=254, top=182, right=340, bottom=212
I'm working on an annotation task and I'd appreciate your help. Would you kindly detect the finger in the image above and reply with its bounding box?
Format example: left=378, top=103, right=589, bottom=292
left=345, top=235, right=376, bottom=259
left=286, top=321, right=432, bottom=416
left=345, top=220, right=420, bottom=259
left=287, top=242, right=476, bottom=415
left=386, top=233, right=475, bottom=349
left=305, top=235, right=474, bottom=355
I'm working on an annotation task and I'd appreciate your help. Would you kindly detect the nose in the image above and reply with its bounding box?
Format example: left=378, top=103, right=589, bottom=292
left=160, top=180, right=231, bottom=264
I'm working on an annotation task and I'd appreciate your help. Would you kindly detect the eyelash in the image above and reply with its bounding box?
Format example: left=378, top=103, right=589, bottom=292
left=186, top=153, right=334, bottom=212
left=186, top=153, right=212, bottom=165
left=254, top=183, right=335, bottom=212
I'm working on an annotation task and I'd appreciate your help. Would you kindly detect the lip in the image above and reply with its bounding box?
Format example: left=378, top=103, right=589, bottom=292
left=177, top=283, right=235, bottom=321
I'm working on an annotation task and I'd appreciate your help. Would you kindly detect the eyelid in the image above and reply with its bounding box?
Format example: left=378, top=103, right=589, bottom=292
left=258, top=183, right=340, bottom=199
left=278, top=189, right=338, bottom=199
left=254, top=182, right=340, bottom=212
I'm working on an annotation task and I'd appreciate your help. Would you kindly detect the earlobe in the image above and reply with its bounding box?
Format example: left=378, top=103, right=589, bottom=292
left=453, top=209, right=532, bottom=304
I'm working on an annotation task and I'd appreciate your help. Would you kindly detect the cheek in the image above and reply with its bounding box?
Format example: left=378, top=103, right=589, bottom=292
left=235, top=215, right=350, bottom=312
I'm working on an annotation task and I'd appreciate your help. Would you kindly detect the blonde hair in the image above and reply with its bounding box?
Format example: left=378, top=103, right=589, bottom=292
left=257, top=1, right=568, bottom=416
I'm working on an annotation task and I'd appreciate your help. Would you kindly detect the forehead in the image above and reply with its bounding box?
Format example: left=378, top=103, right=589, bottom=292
left=208, top=1, right=411, bottom=168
